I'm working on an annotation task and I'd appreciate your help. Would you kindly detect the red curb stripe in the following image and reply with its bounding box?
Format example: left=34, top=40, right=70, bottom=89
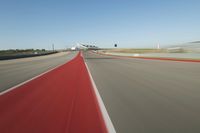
left=0, top=52, right=107, bottom=133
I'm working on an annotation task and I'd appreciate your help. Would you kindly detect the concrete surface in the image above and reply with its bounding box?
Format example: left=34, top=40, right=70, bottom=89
left=84, top=51, right=200, bottom=133
left=104, top=52, right=200, bottom=59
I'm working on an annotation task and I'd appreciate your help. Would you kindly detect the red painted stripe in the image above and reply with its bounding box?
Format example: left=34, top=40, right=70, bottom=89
left=0, top=52, right=107, bottom=133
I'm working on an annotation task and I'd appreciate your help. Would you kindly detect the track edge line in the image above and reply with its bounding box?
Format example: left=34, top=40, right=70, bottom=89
left=0, top=52, right=75, bottom=96
left=84, top=61, right=116, bottom=133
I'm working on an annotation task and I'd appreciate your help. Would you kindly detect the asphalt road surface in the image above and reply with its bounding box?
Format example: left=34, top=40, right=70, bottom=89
left=0, top=51, right=77, bottom=92
left=84, top=51, right=200, bottom=133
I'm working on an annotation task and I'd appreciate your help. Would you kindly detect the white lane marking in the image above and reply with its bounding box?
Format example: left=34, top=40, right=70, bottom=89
left=0, top=52, right=76, bottom=96
left=85, top=62, right=116, bottom=133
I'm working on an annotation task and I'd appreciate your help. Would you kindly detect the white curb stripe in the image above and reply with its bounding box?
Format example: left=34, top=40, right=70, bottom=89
left=85, top=62, right=116, bottom=133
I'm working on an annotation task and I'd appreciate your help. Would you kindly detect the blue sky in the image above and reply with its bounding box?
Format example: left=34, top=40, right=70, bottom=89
left=0, top=0, right=200, bottom=49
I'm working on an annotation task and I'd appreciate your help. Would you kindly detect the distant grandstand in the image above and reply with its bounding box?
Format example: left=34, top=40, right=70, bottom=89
left=71, top=43, right=99, bottom=50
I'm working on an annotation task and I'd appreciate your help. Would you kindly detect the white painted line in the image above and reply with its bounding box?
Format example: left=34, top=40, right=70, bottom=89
left=0, top=52, right=76, bottom=96
left=80, top=51, right=83, bottom=57
left=85, top=62, right=116, bottom=133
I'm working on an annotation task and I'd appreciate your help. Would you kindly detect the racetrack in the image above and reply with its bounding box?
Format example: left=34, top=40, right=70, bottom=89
left=84, top=51, right=200, bottom=133
left=0, top=50, right=200, bottom=133
left=0, top=52, right=77, bottom=92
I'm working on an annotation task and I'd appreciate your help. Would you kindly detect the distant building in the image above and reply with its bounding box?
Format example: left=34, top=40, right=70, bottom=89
left=71, top=47, right=76, bottom=51
left=71, top=43, right=99, bottom=50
